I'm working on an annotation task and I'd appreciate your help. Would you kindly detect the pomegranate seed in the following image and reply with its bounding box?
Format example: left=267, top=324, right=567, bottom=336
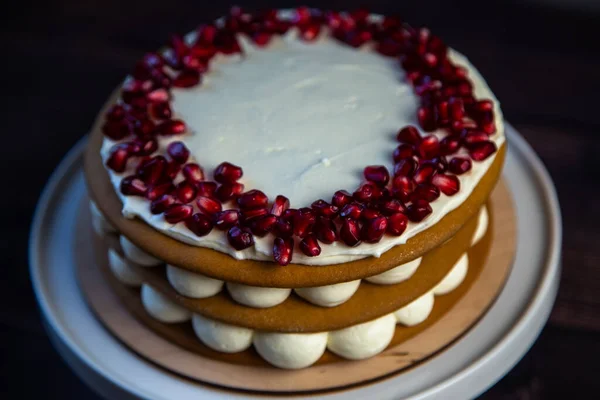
left=241, top=207, right=269, bottom=223
left=146, top=182, right=174, bottom=201
left=227, top=226, right=254, bottom=251
left=432, top=174, right=460, bottom=196
left=294, top=6, right=312, bottom=23
left=311, top=199, right=339, bottom=217
left=361, top=208, right=382, bottom=221
left=237, top=190, right=269, bottom=210
left=363, top=165, right=390, bottom=186
left=164, top=204, right=193, bottom=224
left=300, top=234, right=321, bottom=257
left=440, top=136, right=461, bottom=155
left=106, top=144, right=132, bottom=172
left=196, top=181, right=217, bottom=197
left=270, top=195, right=290, bottom=216
left=431, top=156, right=449, bottom=173
left=213, top=210, right=240, bottom=230
left=340, top=218, right=361, bottom=247
left=102, top=119, right=132, bottom=140
left=315, top=216, right=338, bottom=244
left=474, top=99, right=494, bottom=112
left=394, top=158, right=417, bottom=177
left=299, top=23, right=321, bottom=41
left=173, top=70, right=201, bottom=88
left=418, top=107, right=436, bottom=131
left=393, top=144, right=415, bottom=162
left=468, top=140, right=497, bottom=161
left=150, top=194, right=176, bottom=214
left=136, top=156, right=167, bottom=185
left=272, top=217, right=293, bottom=238
left=361, top=216, right=388, bottom=243
left=387, top=212, right=408, bottom=236
left=215, top=182, right=244, bottom=202
left=353, top=182, right=381, bottom=203
left=213, top=162, right=243, bottom=183
left=250, top=214, right=277, bottom=237
left=252, top=32, right=272, bottom=46
left=158, top=120, right=186, bottom=135
left=418, top=135, right=440, bottom=159
left=413, top=162, right=436, bottom=184
left=273, top=237, right=294, bottom=266
left=146, top=88, right=169, bottom=103
left=106, top=104, right=125, bottom=121
left=332, top=190, right=353, bottom=208
left=182, top=55, right=208, bottom=72
left=165, top=160, right=181, bottom=179
left=378, top=198, right=406, bottom=215
left=167, top=142, right=190, bottom=164
left=282, top=208, right=298, bottom=221
left=392, top=176, right=414, bottom=202
left=293, top=209, right=316, bottom=238
left=464, top=130, right=489, bottom=145
left=407, top=200, right=432, bottom=222
left=135, top=138, right=158, bottom=156
left=132, top=119, right=155, bottom=139
left=149, top=102, right=172, bottom=120
left=182, top=163, right=205, bottom=183
left=196, top=195, right=222, bottom=215
left=451, top=119, right=477, bottom=134
left=396, top=126, right=422, bottom=145
left=435, top=101, right=449, bottom=125
left=448, top=98, right=465, bottom=120
left=412, top=183, right=440, bottom=202
left=340, top=203, right=364, bottom=219
left=176, top=181, right=197, bottom=203
left=448, top=157, right=472, bottom=174
left=120, top=176, right=147, bottom=196
left=481, top=121, right=496, bottom=135
left=185, top=213, right=213, bottom=236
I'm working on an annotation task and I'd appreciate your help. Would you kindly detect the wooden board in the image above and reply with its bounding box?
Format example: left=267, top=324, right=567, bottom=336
left=75, top=181, right=516, bottom=393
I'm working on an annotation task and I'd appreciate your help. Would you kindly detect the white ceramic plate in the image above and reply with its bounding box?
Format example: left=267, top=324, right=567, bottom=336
left=29, top=123, right=561, bottom=400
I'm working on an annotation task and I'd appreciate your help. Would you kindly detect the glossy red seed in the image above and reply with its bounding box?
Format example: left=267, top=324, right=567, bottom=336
left=182, top=163, right=205, bottom=183
left=448, top=157, right=472, bottom=174
left=196, top=195, right=222, bottom=215
left=468, top=140, right=497, bottom=161
left=102, top=119, right=132, bottom=140
left=282, top=208, right=298, bottom=221
left=252, top=32, right=272, bottom=46
left=440, top=136, right=461, bottom=156
left=431, top=156, right=449, bottom=173
left=293, top=209, right=316, bottom=238
left=106, top=104, right=126, bottom=121
left=165, top=160, right=181, bottom=179
left=136, top=156, right=167, bottom=185
left=378, top=198, right=406, bottom=215
left=481, top=121, right=496, bottom=135
left=213, top=162, right=243, bottom=183
left=432, top=174, right=460, bottom=196
left=132, top=119, right=155, bottom=139
left=185, top=213, right=213, bottom=236
left=412, top=183, right=440, bottom=202
left=149, top=102, right=172, bottom=120
left=394, top=158, right=417, bottom=177
left=463, top=129, right=488, bottom=145
left=176, top=181, right=197, bottom=203
left=182, top=55, right=208, bottom=72
left=146, top=182, right=174, bottom=201
left=134, top=138, right=158, bottom=156
left=158, top=120, right=186, bottom=135
left=331, top=190, right=353, bottom=208
left=474, top=99, right=494, bottom=112
left=396, top=126, right=422, bottom=145
left=392, top=175, right=414, bottom=202
left=120, top=176, right=147, bottom=196
left=340, top=218, right=361, bottom=247
left=106, top=144, right=132, bottom=172
left=363, top=165, right=390, bottom=186
left=150, top=194, right=176, bottom=214
left=227, top=226, right=254, bottom=250
left=147, top=88, right=169, bottom=103
left=311, top=199, right=339, bottom=217
left=407, top=200, right=432, bottom=222
left=215, top=182, right=244, bottom=202
left=273, top=237, right=294, bottom=266
left=413, top=162, right=436, bottom=184
left=340, top=203, right=364, bottom=219
left=250, top=214, right=277, bottom=237
left=361, top=208, right=382, bottom=221
left=300, top=234, right=321, bottom=257
left=270, top=195, right=290, bottom=216
left=196, top=181, right=217, bottom=197
left=393, top=144, right=415, bottom=162
left=237, top=190, right=269, bottom=210
left=241, top=207, right=269, bottom=224
left=298, top=23, right=321, bottom=41
left=315, top=216, right=338, bottom=244
left=164, top=204, right=193, bottom=224
left=166, top=141, right=190, bottom=164
left=361, top=216, right=388, bottom=243
left=353, top=182, right=381, bottom=203
left=387, top=212, right=408, bottom=236
left=418, top=135, right=440, bottom=159
left=272, top=217, right=293, bottom=238
left=213, top=210, right=240, bottom=230
left=173, top=70, right=201, bottom=88
left=451, top=119, right=477, bottom=134
left=448, top=97, right=465, bottom=120
left=418, top=107, right=436, bottom=131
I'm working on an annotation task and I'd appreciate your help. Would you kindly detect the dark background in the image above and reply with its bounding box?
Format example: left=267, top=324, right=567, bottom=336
left=2, top=0, right=600, bottom=398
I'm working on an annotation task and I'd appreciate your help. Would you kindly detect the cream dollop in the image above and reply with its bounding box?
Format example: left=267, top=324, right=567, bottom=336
left=365, top=257, right=422, bottom=285
left=294, top=280, right=361, bottom=307
left=192, top=313, right=253, bottom=353
left=471, top=206, right=489, bottom=246
left=226, top=282, right=291, bottom=308
left=140, top=284, right=191, bottom=323
left=433, top=253, right=469, bottom=295
left=89, top=201, right=116, bottom=236
left=327, top=314, right=396, bottom=360
left=166, top=265, right=223, bottom=298
left=394, top=291, right=435, bottom=326
left=120, top=236, right=162, bottom=267
left=253, top=331, right=328, bottom=369
left=107, top=248, right=143, bottom=287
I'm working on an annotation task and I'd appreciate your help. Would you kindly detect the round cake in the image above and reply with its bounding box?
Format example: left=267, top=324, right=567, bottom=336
left=84, top=7, right=506, bottom=371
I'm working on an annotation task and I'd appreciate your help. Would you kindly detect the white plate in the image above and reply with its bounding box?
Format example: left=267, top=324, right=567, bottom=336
left=29, top=123, right=561, bottom=400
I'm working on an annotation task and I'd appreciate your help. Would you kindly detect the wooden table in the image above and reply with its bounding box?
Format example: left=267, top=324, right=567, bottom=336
left=2, top=0, right=599, bottom=398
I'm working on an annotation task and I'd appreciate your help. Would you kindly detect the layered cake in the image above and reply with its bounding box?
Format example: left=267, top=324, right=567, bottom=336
left=84, top=7, right=506, bottom=371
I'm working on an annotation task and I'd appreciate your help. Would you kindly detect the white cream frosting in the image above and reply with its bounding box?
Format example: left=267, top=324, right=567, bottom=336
left=394, top=291, right=435, bottom=326
left=192, top=313, right=253, bottom=353
left=120, top=236, right=162, bottom=267
left=433, top=253, right=469, bottom=295
left=166, top=265, right=223, bottom=298
left=471, top=206, right=489, bottom=246
left=327, top=314, right=396, bottom=360
left=107, top=248, right=144, bottom=287
left=365, top=257, right=422, bottom=285
left=294, top=280, right=361, bottom=307
left=226, top=282, right=291, bottom=308
left=253, top=331, right=328, bottom=369
left=101, top=17, right=505, bottom=266
left=90, top=200, right=116, bottom=236
left=140, top=284, right=191, bottom=323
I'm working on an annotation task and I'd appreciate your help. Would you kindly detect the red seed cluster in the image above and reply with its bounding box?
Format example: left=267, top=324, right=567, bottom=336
left=103, top=7, right=499, bottom=265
